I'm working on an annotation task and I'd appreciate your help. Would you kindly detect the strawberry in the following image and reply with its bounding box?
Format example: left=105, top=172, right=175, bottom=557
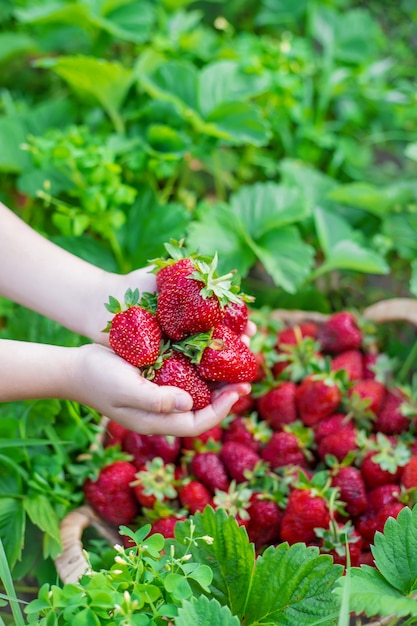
left=182, top=424, right=222, bottom=451
left=318, top=427, right=358, bottom=464
left=104, top=289, right=162, bottom=368
left=330, top=466, right=368, bottom=517
left=316, top=521, right=363, bottom=567
left=331, top=349, right=364, bottom=381
left=230, top=393, right=256, bottom=415
left=84, top=460, right=139, bottom=526
left=400, top=455, right=417, bottom=489
left=223, top=298, right=250, bottom=335
left=375, top=387, right=411, bottom=435
left=219, top=441, right=261, bottom=483
left=280, top=488, right=331, bottom=545
left=246, top=492, right=283, bottom=549
left=374, top=502, right=405, bottom=535
left=261, top=430, right=309, bottom=470
left=273, top=332, right=322, bottom=381
left=131, top=458, right=177, bottom=509
left=178, top=480, right=213, bottom=514
left=256, top=381, right=298, bottom=430
left=223, top=414, right=271, bottom=453
left=348, top=379, right=386, bottom=417
left=318, top=312, right=362, bottom=355
left=313, top=413, right=354, bottom=444
left=190, top=450, right=230, bottom=494
left=155, top=257, right=195, bottom=292
left=296, top=373, right=342, bottom=426
left=103, top=420, right=129, bottom=448
left=195, top=324, right=258, bottom=383
left=156, top=254, right=240, bottom=340
left=366, top=483, right=401, bottom=514
left=149, top=515, right=184, bottom=538
left=276, top=322, right=319, bottom=347
left=149, top=351, right=211, bottom=410
left=359, top=434, right=410, bottom=489
left=122, top=431, right=181, bottom=468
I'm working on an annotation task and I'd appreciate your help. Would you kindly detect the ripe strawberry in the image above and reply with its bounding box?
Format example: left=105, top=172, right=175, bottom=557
left=230, top=393, right=256, bottom=415
left=122, top=431, right=181, bottom=468
left=296, top=374, right=342, bottom=426
left=155, top=257, right=195, bottom=292
left=219, top=441, right=261, bottom=483
left=375, top=387, right=410, bottom=435
left=401, top=455, right=417, bottom=489
left=331, top=466, right=367, bottom=517
left=178, top=480, right=213, bottom=514
left=148, top=434, right=182, bottom=465
left=103, top=420, right=129, bottom=448
left=190, top=450, right=230, bottom=494
left=256, top=381, right=298, bottom=430
left=156, top=254, right=240, bottom=340
left=280, top=488, right=331, bottom=545
left=131, top=458, right=177, bottom=509
left=149, top=351, right=211, bottom=410
left=196, top=324, right=258, bottom=383
left=276, top=322, right=319, bottom=347
left=331, top=349, right=364, bottom=381
left=182, top=424, right=222, bottom=451
left=318, top=312, right=362, bottom=355
left=105, top=289, right=162, bottom=368
left=367, top=483, right=401, bottom=514
left=149, top=515, right=184, bottom=538
left=360, top=447, right=405, bottom=490
left=246, top=492, right=282, bottom=549
left=348, top=379, right=386, bottom=416
left=223, top=298, right=250, bottom=335
left=313, top=413, right=354, bottom=444
left=374, top=502, right=405, bottom=534
left=273, top=330, right=322, bottom=381
left=223, top=414, right=271, bottom=453
left=84, top=460, right=139, bottom=526
left=261, top=430, right=308, bottom=470
left=317, top=521, right=363, bottom=567
left=318, top=427, right=358, bottom=464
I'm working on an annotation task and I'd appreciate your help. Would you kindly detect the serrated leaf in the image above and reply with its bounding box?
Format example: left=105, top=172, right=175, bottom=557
left=230, top=182, right=310, bottom=240
left=96, top=1, right=156, bottom=43
left=327, top=182, right=407, bottom=216
left=205, top=101, right=271, bottom=146
left=138, top=59, right=199, bottom=112
left=244, top=543, right=342, bottom=625
left=255, top=227, right=315, bottom=293
left=23, top=494, right=62, bottom=556
left=198, top=60, right=270, bottom=117
left=344, top=565, right=417, bottom=618
left=372, top=506, right=417, bottom=594
left=174, top=508, right=255, bottom=619
left=176, top=595, right=240, bottom=626
left=0, top=498, right=25, bottom=569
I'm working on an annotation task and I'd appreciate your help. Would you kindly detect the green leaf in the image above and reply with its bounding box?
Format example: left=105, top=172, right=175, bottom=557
left=0, top=498, right=25, bottom=569
left=0, top=32, right=37, bottom=64
left=35, top=56, right=133, bottom=132
left=372, top=506, right=417, bottom=595
left=280, top=159, right=337, bottom=213
left=198, top=60, right=270, bottom=117
left=0, top=538, right=26, bottom=626
left=328, top=181, right=416, bottom=217
left=230, top=182, right=310, bottom=240
left=122, top=188, right=191, bottom=269
left=344, top=565, right=417, bottom=618
left=165, top=574, right=192, bottom=600
left=187, top=564, right=213, bottom=592
left=0, top=117, right=32, bottom=173
left=176, top=595, right=240, bottom=626
left=405, top=143, right=417, bottom=162
left=14, top=2, right=92, bottom=28
left=96, top=1, right=156, bottom=43
left=186, top=203, right=256, bottom=278
left=383, top=212, right=417, bottom=260
left=205, top=101, right=271, bottom=146
left=244, top=543, right=342, bottom=625
left=174, top=508, right=255, bottom=620
left=254, top=227, right=315, bottom=293
left=139, top=60, right=199, bottom=112
left=24, top=494, right=62, bottom=557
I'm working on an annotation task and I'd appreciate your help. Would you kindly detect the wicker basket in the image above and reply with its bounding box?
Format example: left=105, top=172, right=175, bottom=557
left=55, top=298, right=417, bottom=625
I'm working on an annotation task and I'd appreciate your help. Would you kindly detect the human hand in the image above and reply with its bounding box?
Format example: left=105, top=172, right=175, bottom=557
left=69, top=343, right=251, bottom=436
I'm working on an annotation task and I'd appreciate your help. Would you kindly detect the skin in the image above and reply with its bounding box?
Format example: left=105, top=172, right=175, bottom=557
left=0, top=202, right=254, bottom=436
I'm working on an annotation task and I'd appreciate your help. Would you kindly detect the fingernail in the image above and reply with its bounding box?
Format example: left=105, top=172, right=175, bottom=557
left=175, top=394, right=192, bottom=411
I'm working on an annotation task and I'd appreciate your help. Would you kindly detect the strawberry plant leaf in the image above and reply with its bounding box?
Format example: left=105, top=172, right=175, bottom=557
left=174, top=508, right=255, bottom=620
left=23, top=494, right=62, bottom=558
left=343, top=565, right=417, bottom=618
left=97, top=0, right=156, bottom=44
left=139, top=60, right=199, bottom=113
left=205, top=101, right=271, bottom=146
left=371, top=505, right=417, bottom=594
left=0, top=497, right=25, bottom=569
left=244, top=543, right=342, bottom=626
left=176, top=595, right=240, bottom=626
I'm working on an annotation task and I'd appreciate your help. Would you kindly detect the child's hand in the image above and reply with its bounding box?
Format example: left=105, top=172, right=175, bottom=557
left=69, top=343, right=251, bottom=436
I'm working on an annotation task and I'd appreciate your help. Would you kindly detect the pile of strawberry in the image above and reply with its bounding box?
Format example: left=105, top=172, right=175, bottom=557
left=84, top=261, right=417, bottom=569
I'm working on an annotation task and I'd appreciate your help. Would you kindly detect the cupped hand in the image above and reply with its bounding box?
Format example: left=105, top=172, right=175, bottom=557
left=69, top=343, right=251, bottom=436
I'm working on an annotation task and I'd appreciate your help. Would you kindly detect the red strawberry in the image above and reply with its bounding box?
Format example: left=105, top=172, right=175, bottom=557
left=318, top=427, right=358, bottom=464
left=149, top=515, right=184, bottom=538
left=257, top=381, right=298, bottom=430
left=261, top=430, right=308, bottom=470
left=374, top=502, right=405, bottom=534
left=296, top=374, right=342, bottom=426
left=280, top=488, right=331, bottom=544
left=331, top=350, right=364, bottom=381
left=196, top=324, right=258, bottom=383
left=230, top=393, right=256, bottom=415
left=314, top=413, right=354, bottom=444
left=317, top=521, right=363, bottom=567
left=122, top=431, right=181, bottom=468
left=156, top=255, right=239, bottom=340
left=401, top=455, right=417, bottom=489
left=131, top=458, right=177, bottom=509
left=331, top=466, right=367, bottom=517
left=182, top=424, right=222, bottom=451
left=246, top=492, right=282, bottom=549
left=360, top=450, right=404, bottom=489
left=190, top=450, right=230, bottom=494
left=367, top=483, right=401, bottom=514
left=219, top=441, right=261, bottom=483
left=103, top=420, right=129, bottom=448
left=318, top=312, right=362, bottom=355
left=178, top=480, right=213, bottom=514
left=105, top=289, right=162, bottom=368
left=375, top=387, right=410, bottom=435
left=223, top=414, right=271, bottom=453
left=155, top=257, right=195, bottom=292
left=349, top=379, right=386, bottom=416
left=84, top=460, right=139, bottom=526
left=148, top=434, right=182, bottom=465
left=223, top=298, right=249, bottom=335
left=276, top=322, right=319, bottom=347
left=150, top=351, right=211, bottom=410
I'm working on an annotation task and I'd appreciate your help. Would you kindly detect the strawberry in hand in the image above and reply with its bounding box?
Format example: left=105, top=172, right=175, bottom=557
left=104, top=288, right=162, bottom=368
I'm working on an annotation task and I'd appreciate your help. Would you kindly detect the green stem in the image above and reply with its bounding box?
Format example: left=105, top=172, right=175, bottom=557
left=397, top=339, right=417, bottom=384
